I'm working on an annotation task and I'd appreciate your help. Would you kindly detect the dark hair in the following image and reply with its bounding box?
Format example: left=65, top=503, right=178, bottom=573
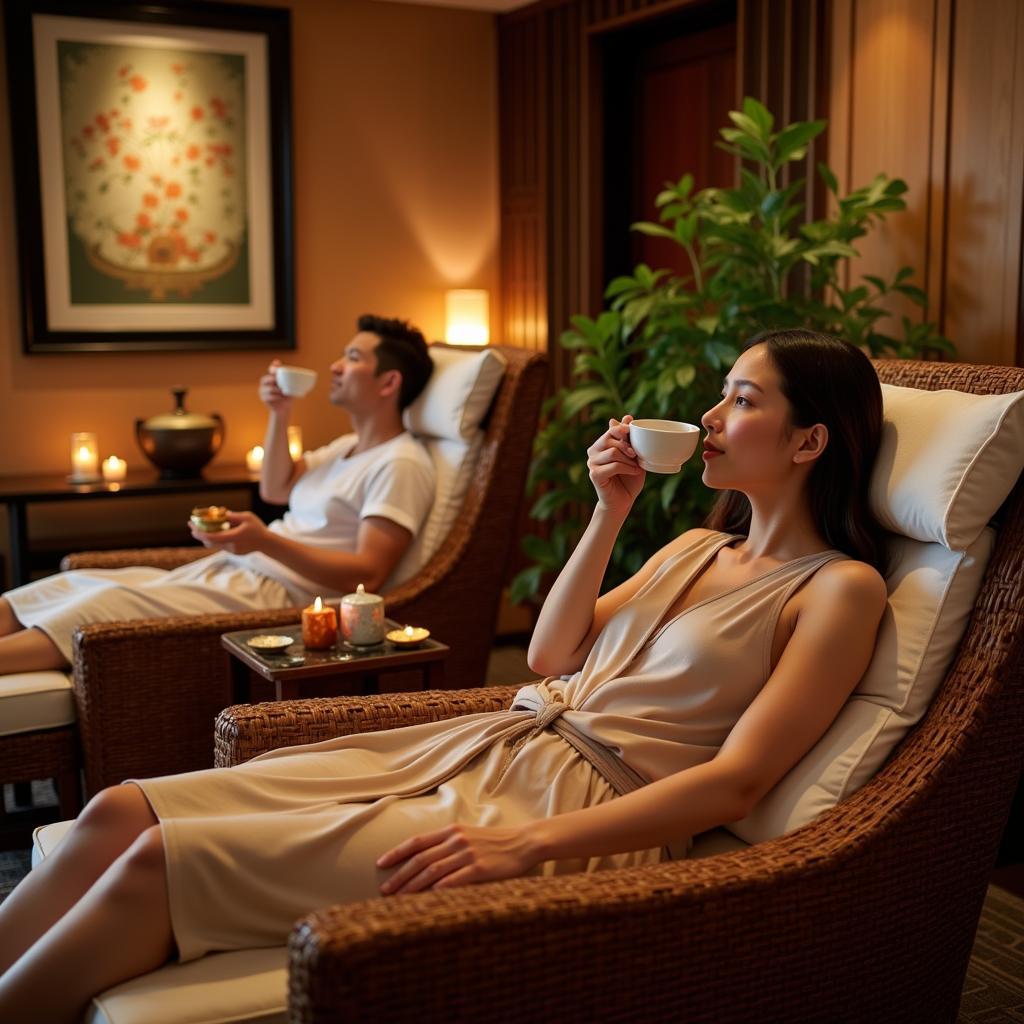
left=357, top=314, right=433, bottom=410
left=704, top=328, right=889, bottom=572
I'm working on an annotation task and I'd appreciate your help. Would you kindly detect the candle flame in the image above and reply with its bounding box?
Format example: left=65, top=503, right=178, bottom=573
left=313, top=596, right=323, bottom=611
left=78, top=446, right=91, bottom=459
left=404, top=625, right=414, bottom=636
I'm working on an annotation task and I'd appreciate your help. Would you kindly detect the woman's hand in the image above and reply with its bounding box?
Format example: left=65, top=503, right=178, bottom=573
left=188, top=510, right=270, bottom=555
left=377, top=823, right=538, bottom=895
left=587, top=415, right=645, bottom=515
left=259, top=359, right=292, bottom=413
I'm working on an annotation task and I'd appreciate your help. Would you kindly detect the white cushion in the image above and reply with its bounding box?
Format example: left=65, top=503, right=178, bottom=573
left=728, top=527, right=995, bottom=845
left=34, top=821, right=286, bottom=1024
left=0, top=670, right=75, bottom=737
left=403, top=346, right=506, bottom=442
left=871, top=383, right=1024, bottom=549
left=689, top=827, right=748, bottom=859
left=392, top=433, right=485, bottom=582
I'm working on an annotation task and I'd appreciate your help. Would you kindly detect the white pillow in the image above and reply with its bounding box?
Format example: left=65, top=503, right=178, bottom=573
left=403, top=346, right=507, bottom=442
left=871, top=383, right=1024, bottom=549
left=388, top=433, right=484, bottom=586
left=727, top=527, right=994, bottom=844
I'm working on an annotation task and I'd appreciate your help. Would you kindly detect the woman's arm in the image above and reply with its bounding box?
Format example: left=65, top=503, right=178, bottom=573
left=379, top=558, right=887, bottom=891
left=528, top=416, right=700, bottom=677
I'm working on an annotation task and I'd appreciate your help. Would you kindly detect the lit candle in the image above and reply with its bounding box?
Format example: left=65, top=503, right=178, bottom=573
left=287, top=425, right=303, bottom=461
left=246, top=445, right=264, bottom=473
left=69, top=432, right=100, bottom=482
left=102, top=455, right=127, bottom=482
left=385, top=624, right=431, bottom=647
left=301, top=595, right=337, bottom=650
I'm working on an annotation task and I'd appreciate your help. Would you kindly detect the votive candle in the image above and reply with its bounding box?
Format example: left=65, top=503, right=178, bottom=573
left=102, top=455, right=127, bottom=482
left=287, top=425, right=303, bottom=461
left=246, top=445, right=264, bottom=473
left=69, top=432, right=100, bottom=482
left=301, top=595, right=337, bottom=650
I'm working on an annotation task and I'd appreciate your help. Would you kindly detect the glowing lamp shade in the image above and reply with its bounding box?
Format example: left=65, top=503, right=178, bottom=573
left=445, top=290, right=489, bottom=346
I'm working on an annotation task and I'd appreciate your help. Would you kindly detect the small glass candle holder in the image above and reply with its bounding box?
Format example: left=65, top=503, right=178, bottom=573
left=287, top=425, right=303, bottom=461
left=102, top=455, right=127, bottom=482
left=301, top=595, right=337, bottom=650
left=69, top=432, right=100, bottom=482
left=245, top=445, right=264, bottom=473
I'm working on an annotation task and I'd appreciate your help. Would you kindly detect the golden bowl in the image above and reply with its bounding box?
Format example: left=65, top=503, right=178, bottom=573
left=190, top=505, right=231, bottom=532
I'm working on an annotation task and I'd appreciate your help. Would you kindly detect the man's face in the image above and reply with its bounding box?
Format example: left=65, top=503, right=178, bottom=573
left=328, top=331, right=381, bottom=410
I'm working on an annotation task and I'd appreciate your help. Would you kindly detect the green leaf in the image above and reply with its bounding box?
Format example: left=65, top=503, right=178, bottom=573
left=509, top=565, right=543, bottom=605
left=561, top=385, right=611, bottom=419
left=728, top=110, right=763, bottom=139
left=675, top=364, right=697, bottom=387
left=817, top=162, right=839, bottom=194
left=630, top=221, right=675, bottom=240
left=742, top=96, right=775, bottom=136
left=773, top=120, right=826, bottom=166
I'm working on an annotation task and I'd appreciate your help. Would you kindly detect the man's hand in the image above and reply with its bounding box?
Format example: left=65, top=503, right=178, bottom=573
left=377, top=823, right=540, bottom=894
left=259, top=358, right=293, bottom=413
left=188, top=510, right=270, bottom=555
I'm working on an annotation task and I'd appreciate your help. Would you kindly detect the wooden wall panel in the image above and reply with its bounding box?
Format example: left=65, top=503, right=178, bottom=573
left=847, top=0, right=938, bottom=325
left=943, top=0, right=1024, bottom=366
left=830, top=0, right=1023, bottom=364
left=499, top=0, right=827, bottom=390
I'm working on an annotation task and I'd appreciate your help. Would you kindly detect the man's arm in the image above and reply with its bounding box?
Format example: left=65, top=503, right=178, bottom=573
left=258, top=359, right=307, bottom=504
left=191, top=512, right=412, bottom=594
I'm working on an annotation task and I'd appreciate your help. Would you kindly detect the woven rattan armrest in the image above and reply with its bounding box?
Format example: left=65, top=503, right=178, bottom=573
left=72, top=607, right=302, bottom=792
left=61, top=547, right=210, bottom=571
left=214, top=686, right=520, bottom=767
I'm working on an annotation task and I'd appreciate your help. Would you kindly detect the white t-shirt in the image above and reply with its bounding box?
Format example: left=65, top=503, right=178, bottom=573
left=240, top=431, right=435, bottom=605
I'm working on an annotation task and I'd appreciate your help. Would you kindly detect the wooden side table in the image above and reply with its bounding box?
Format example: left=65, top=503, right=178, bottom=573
left=221, top=624, right=450, bottom=703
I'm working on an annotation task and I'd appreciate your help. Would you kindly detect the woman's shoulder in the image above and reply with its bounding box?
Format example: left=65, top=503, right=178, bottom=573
left=805, top=555, right=887, bottom=612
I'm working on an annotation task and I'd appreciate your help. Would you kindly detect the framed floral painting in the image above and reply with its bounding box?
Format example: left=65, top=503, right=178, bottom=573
left=4, top=0, right=294, bottom=352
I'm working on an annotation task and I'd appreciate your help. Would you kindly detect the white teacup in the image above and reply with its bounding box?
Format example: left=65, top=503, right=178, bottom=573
left=628, top=419, right=701, bottom=473
left=276, top=365, right=318, bottom=398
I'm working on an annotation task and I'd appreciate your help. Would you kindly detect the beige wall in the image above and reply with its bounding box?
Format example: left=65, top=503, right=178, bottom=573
left=0, top=0, right=499, bottom=479
left=829, top=0, right=1024, bottom=366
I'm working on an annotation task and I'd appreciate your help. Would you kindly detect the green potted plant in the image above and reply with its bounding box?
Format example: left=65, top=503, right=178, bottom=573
left=511, top=97, right=951, bottom=603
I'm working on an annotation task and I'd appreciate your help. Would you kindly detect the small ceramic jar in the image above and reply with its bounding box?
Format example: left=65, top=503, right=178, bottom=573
left=340, top=584, right=386, bottom=645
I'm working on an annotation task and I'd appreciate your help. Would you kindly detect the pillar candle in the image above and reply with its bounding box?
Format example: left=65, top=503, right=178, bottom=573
left=301, top=596, right=337, bottom=649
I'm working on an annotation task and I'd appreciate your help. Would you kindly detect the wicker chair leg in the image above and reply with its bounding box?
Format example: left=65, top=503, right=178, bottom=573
left=55, top=770, right=83, bottom=818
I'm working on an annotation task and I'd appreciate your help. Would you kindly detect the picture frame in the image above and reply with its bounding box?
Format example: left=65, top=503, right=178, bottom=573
left=4, top=0, right=294, bottom=353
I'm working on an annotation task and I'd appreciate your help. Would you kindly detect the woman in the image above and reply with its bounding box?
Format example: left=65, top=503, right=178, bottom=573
left=0, top=330, right=888, bottom=1021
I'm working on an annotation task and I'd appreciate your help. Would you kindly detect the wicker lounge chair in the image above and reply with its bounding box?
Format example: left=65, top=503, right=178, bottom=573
left=56, top=345, right=548, bottom=796
left=205, top=358, right=1024, bottom=1023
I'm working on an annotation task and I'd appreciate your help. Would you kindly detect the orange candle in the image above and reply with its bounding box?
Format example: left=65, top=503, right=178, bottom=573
left=301, top=596, right=337, bottom=650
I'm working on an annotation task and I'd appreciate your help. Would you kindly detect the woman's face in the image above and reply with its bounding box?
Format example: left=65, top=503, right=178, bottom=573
left=699, top=344, right=801, bottom=492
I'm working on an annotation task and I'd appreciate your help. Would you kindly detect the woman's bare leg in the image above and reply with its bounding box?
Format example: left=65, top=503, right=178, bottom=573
left=0, top=597, right=23, bottom=637
left=0, top=785, right=157, bottom=973
left=0, top=626, right=68, bottom=674
left=0, top=825, right=174, bottom=1023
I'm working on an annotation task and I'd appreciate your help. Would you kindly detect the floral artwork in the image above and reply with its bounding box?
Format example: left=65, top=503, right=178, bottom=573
left=60, top=43, right=249, bottom=303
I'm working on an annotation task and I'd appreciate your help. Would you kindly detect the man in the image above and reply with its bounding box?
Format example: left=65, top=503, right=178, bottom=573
left=0, top=315, right=436, bottom=675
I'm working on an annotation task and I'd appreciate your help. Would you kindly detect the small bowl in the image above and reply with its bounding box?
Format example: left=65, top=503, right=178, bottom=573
left=191, top=505, right=231, bottom=532
left=246, top=634, right=295, bottom=653
left=386, top=626, right=431, bottom=647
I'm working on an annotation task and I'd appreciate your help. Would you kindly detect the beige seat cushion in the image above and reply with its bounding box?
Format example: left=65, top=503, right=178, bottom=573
left=34, top=821, right=286, bottom=1024
left=0, top=670, right=75, bottom=737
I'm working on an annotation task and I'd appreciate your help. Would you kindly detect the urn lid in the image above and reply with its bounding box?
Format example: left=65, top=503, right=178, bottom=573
left=142, top=388, right=220, bottom=432
left=341, top=583, right=382, bottom=605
